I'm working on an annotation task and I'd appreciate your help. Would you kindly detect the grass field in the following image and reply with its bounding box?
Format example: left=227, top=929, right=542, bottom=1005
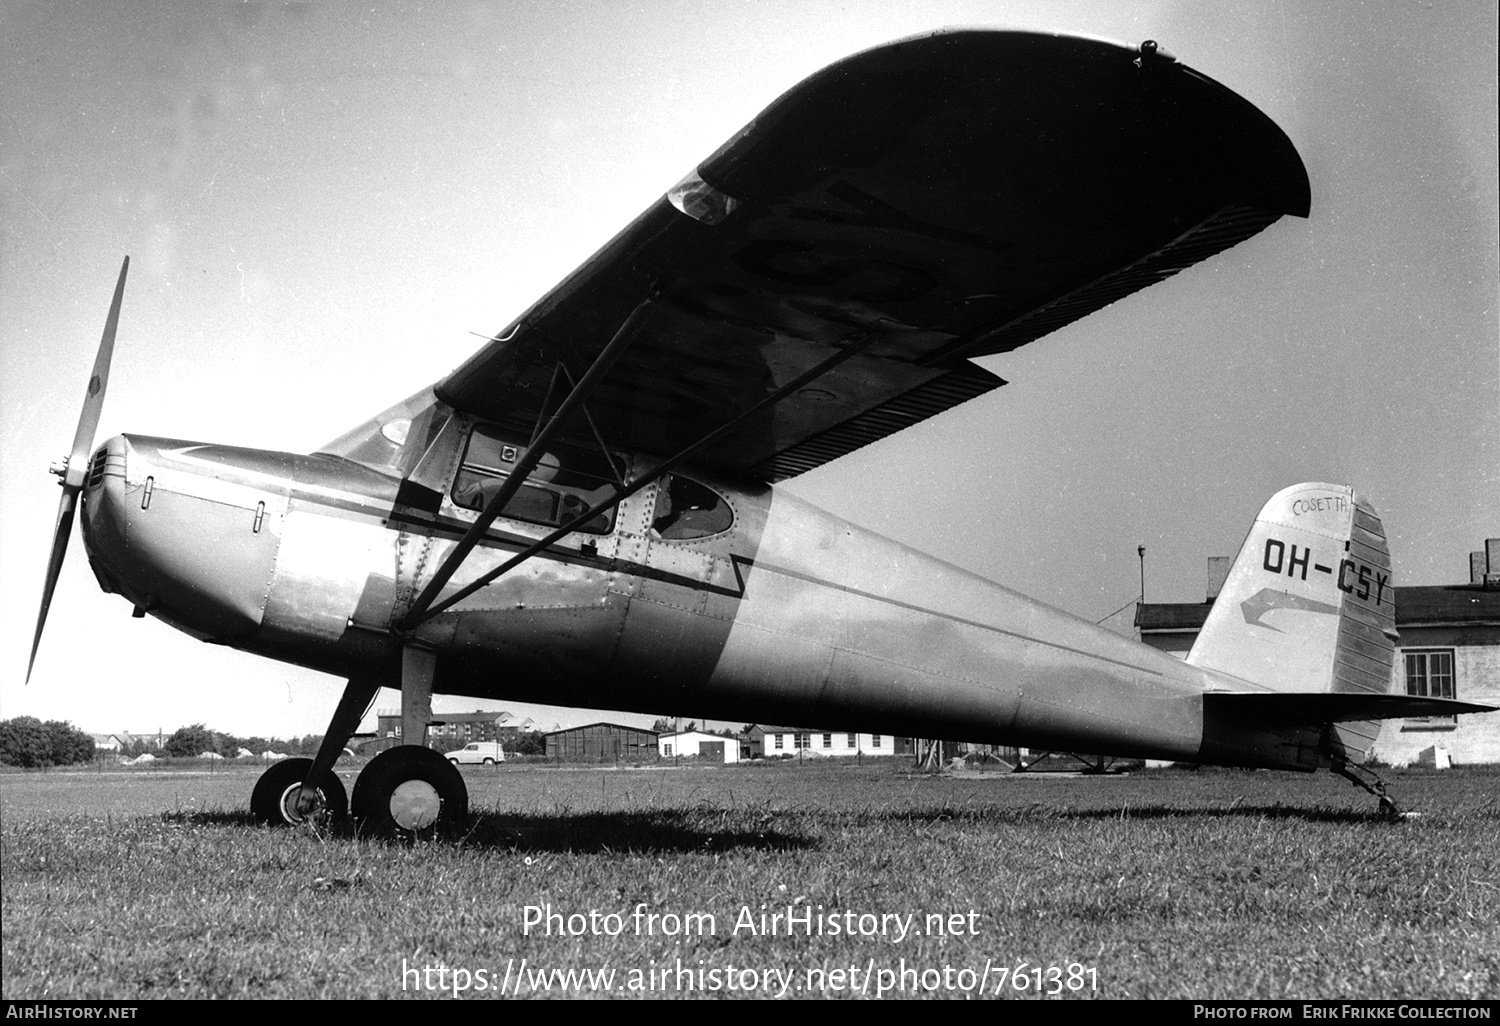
left=2, top=760, right=1497, bottom=1000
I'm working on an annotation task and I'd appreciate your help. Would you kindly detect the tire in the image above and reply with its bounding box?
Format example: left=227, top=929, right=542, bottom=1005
left=482, top=758, right=495, bottom=766
left=352, top=746, right=468, bottom=833
left=250, top=758, right=348, bottom=826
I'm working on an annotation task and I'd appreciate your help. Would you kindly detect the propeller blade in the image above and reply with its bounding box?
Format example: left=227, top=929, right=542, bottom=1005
left=29, top=256, right=129, bottom=683
left=27, top=490, right=79, bottom=684
left=64, top=256, right=128, bottom=491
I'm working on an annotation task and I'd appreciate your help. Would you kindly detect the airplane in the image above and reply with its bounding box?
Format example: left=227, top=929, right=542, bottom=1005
left=28, top=30, right=1494, bottom=831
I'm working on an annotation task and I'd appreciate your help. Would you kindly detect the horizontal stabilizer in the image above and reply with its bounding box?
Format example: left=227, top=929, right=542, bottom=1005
left=1204, top=691, right=1496, bottom=725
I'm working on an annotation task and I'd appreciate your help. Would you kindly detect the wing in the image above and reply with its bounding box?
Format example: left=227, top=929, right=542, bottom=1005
left=437, top=31, right=1310, bottom=481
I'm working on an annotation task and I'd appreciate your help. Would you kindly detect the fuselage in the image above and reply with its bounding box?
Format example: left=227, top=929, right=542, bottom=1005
left=78, top=399, right=1266, bottom=767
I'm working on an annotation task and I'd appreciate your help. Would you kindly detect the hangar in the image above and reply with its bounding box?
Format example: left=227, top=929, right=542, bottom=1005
left=544, top=722, right=659, bottom=763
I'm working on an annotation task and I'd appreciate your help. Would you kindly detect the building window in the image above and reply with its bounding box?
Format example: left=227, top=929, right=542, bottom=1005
left=1405, top=648, right=1457, bottom=726
left=822, top=733, right=833, bottom=749
left=847, top=733, right=857, bottom=747
left=773, top=735, right=784, bottom=751
left=794, top=733, right=809, bottom=750
left=1405, top=649, right=1455, bottom=699
left=872, top=735, right=882, bottom=748
left=664, top=744, right=673, bottom=757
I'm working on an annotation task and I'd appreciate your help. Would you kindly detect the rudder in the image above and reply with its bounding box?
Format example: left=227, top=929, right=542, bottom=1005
left=1188, top=483, right=1396, bottom=761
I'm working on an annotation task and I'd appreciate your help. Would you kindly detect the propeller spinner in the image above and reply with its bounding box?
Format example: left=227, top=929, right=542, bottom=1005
left=27, top=256, right=130, bottom=683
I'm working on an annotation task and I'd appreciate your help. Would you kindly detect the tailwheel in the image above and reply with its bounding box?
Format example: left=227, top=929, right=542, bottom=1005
left=352, top=745, right=468, bottom=834
left=1332, top=759, right=1405, bottom=821
left=251, top=758, right=348, bottom=826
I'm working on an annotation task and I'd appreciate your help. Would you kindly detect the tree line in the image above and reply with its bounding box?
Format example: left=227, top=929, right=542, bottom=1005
left=0, top=718, right=95, bottom=768
left=0, top=718, right=333, bottom=768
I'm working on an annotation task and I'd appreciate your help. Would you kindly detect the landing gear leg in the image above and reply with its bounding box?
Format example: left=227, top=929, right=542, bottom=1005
left=349, top=643, right=468, bottom=833
left=250, top=674, right=378, bottom=825
left=251, top=758, right=347, bottom=826
left=1332, top=760, right=1403, bottom=820
left=399, top=644, right=435, bottom=753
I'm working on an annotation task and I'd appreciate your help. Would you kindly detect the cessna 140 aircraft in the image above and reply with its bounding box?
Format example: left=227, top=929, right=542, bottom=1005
left=30, top=31, right=1493, bottom=831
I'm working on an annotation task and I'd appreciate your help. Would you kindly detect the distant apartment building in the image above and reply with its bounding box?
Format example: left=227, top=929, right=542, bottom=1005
left=374, top=709, right=531, bottom=750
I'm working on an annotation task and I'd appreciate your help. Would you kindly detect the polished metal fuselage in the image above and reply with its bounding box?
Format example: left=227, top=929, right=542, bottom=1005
left=79, top=428, right=1304, bottom=769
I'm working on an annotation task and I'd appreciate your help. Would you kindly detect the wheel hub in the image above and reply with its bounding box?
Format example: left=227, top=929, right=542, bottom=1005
left=291, top=785, right=326, bottom=821
left=388, top=779, right=442, bottom=831
left=278, top=784, right=309, bottom=823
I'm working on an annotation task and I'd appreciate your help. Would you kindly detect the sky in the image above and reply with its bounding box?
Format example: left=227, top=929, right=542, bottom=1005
left=1, top=1, right=1495, bottom=740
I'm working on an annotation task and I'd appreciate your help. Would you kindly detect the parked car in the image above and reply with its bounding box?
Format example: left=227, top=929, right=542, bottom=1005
left=445, top=741, right=505, bottom=765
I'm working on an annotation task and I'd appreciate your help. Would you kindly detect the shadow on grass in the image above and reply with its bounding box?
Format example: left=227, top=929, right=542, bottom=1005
left=162, top=808, right=814, bottom=853
left=857, top=802, right=1406, bottom=826
left=1057, top=804, right=1394, bottom=824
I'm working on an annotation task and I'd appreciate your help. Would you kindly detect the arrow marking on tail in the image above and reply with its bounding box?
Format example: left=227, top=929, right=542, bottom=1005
left=1240, top=588, right=1339, bottom=631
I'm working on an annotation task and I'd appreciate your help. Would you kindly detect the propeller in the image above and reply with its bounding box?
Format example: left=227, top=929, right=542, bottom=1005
left=27, top=256, right=130, bottom=683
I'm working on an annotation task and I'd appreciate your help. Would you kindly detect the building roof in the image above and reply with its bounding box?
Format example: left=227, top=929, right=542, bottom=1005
left=376, top=709, right=511, bottom=724
left=1396, top=585, right=1500, bottom=627
left=1137, top=585, right=1500, bottom=633
left=544, top=722, right=659, bottom=737
left=431, top=712, right=510, bottom=724
left=1134, top=603, right=1215, bottom=633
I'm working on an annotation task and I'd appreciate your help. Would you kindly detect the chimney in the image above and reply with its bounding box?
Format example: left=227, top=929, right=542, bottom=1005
left=1486, top=539, right=1500, bottom=589
left=1473, top=551, right=1488, bottom=585
left=1207, top=556, right=1232, bottom=602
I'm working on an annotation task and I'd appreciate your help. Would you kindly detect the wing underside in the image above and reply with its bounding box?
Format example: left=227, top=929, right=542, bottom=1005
left=437, top=31, right=1311, bottom=479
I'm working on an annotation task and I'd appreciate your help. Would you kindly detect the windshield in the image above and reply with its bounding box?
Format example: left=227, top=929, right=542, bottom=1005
left=318, top=388, right=449, bottom=478
left=451, top=423, right=619, bottom=535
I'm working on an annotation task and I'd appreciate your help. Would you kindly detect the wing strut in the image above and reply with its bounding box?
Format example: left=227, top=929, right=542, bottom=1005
left=398, top=299, right=655, bottom=628
left=399, top=324, right=888, bottom=630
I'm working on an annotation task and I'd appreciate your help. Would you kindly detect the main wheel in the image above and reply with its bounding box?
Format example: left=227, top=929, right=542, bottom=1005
left=352, top=745, right=468, bottom=833
left=250, top=758, right=348, bottom=826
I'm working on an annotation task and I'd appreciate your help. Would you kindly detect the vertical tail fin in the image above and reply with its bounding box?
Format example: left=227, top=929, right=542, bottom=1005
left=1189, top=483, right=1396, bottom=760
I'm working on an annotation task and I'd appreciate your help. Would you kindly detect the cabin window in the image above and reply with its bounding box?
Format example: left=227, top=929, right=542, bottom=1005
left=1404, top=649, right=1457, bottom=726
left=871, top=735, right=882, bottom=748
left=794, top=733, right=809, bottom=750
left=652, top=474, right=733, bottom=539
left=847, top=733, right=857, bottom=748
left=773, top=735, right=784, bottom=751
left=452, top=425, right=617, bottom=535
left=822, top=733, right=833, bottom=749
